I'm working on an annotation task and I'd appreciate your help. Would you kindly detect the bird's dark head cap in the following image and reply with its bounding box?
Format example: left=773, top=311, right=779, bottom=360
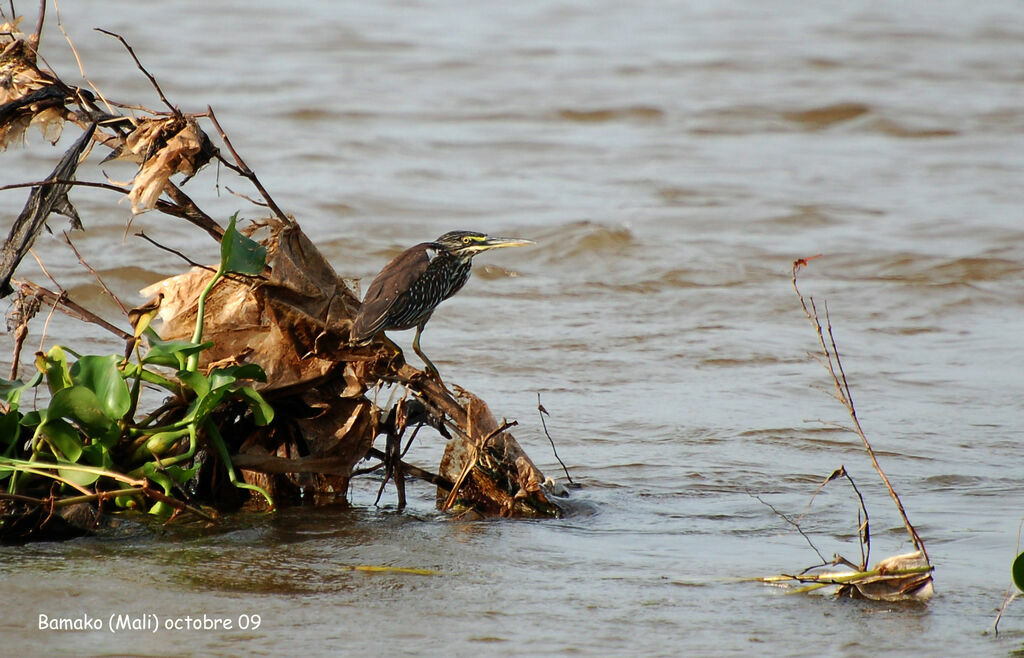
left=433, top=230, right=534, bottom=257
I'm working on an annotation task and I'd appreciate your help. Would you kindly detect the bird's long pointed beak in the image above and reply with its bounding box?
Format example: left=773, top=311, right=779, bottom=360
left=479, top=236, right=535, bottom=250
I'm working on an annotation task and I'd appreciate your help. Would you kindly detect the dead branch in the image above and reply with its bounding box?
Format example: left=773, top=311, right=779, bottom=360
left=94, top=28, right=178, bottom=116
left=62, top=231, right=128, bottom=315
left=750, top=490, right=829, bottom=565
left=537, top=392, right=574, bottom=484
left=204, top=106, right=291, bottom=225
left=14, top=279, right=131, bottom=341
left=0, top=123, right=95, bottom=298
left=134, top=230, right=216, bottom=272
left=792, top=257, right=928, bottom=565
left=28, top=0, right=43, bottom=51
left=6, top=287, right=39, bottom=379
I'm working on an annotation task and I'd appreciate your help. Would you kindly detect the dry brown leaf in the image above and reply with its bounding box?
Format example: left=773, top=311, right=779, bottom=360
left=139, top=220, right=361, bottom=391
left=0, top=40, right=65, bottom=149
left=31, top=106, right=64, bottom=144
left=0, top=114, right=30, bottom=150
left=125, top=118, right=212, bottom=213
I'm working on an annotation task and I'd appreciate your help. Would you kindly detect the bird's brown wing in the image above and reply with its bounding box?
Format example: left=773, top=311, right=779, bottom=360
left=350, top=243, right=432, bottom=343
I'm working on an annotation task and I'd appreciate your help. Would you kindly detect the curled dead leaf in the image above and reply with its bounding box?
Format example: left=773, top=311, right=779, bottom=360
left=123, top=117, right=214, bottom=213
left=0, top=40, right=65, bottom=149
left=848, top=551, right=934, bottom=602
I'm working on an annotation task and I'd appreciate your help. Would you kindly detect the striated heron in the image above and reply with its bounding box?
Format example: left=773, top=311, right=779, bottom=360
left=350, top=230, right=534, bottom=380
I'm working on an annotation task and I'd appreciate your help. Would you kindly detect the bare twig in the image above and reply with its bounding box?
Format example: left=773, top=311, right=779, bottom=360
left=7, top=288, right=39, bottom=380
left=225, top=185, right=269, bottom=209
left=28, top=0, right=43, bottom=51
left=134, top=230, right=216, bottom=272
left=62, top=231, right=129, bottom=315
left=366, top=447, right=452, bottom=488
left=792, top=257, right=928, bottom=565
left=537, top=392, right=573, bottom=484
left=204, top=105, right=292, bottom=225
left=10, top=323, right=28, bottom=379
left=750, top=490, right=829, bottom=565
left=161, top=183, right=225, bottom=241
left=29, top=248, right=62, bottom=293
left=140, top=485, right=216, bottom=523
left=94, top=28, right=178, bottom=116
left=792, top=465, right=871, bottom=570
left=0, top=178, right=129, bottom=195
left=36, top=288, right=60, bottom=353
left=15, top=279, right=131, bottom=341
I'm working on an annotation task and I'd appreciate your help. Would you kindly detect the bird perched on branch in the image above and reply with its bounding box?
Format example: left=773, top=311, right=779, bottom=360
left=350, top=230, right=534, bottom=381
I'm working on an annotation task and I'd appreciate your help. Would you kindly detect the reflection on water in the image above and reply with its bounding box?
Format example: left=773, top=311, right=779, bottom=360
left=2, top=0, right=1023, bottom=654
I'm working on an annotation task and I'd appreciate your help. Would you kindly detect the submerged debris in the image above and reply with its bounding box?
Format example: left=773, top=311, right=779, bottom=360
left=757, top=259, right=934, bottom=602
left=762, top=551, right=933, bottom=602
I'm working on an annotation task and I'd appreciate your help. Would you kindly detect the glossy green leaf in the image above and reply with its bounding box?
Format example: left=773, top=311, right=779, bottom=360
left=70, top=355, right=131, bottom=421
left=221, top=213, right=267, bottom=275
left=0, top=411, right=21, bottom=448
left=19, top=410, right=40, bottom=428
left=148, top=500, right=174, bottom=517
left=165, top=464, right=198, bottom=485
left=0, top=373, right=41, bottom=407
left=81, top=443, right=113, bottom=471
left=1013, top=552, right=1024, bottom=592
left=47, top=385, right=112, bottom=435
left=210, top=363, right=267, bottom=390
left=177, top=369, right=210, bottom=398
left=57, top=463, right=101, bottom=486
left=57, top=444, right=111, bottom=485
left=39, top=418, right=83, bottom=462
left=38, top=345, right=72, bottom=393
left=94, top=426, right=122, bottom=450
left=142, top=462, right=174, bottom=493
left=187, top=387, right=227, bottom=424
left=236, top=386, right=274, bottom=426
left=142, top=335, right=213, bottom=368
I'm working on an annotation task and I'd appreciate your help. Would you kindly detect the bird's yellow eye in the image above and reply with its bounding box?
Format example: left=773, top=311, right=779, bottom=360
left=462, top=236, right=472, bottom=245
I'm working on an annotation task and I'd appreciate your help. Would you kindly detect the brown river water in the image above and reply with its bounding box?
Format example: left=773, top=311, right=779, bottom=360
left=2, top=1, right=1023, bottom=655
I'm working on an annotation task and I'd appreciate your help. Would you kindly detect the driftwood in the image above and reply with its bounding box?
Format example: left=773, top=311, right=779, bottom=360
left=0, top=5, right=565, bottom=536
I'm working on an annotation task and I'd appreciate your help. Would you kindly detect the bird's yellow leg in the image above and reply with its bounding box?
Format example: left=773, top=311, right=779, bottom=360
left=412, top=323, right=443, bottom=384
left=379, top=332, right=403, bottom=357
left=373, top=332, right=406, bottom=372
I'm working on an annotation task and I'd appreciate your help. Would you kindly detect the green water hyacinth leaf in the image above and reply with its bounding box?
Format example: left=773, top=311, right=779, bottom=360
left=39, top=417, right=82, bottom=462
left=0, top=409, right=20, bottom=434
left=38, top=345, right=72, bottom=393
left=19, top=410, right=40, bottom=428
left=81, top=443, right=113, bottom=471
left=58, top=456, right=104, bottom=486
left=209, top=363, right=267, bottom=389
left=0, top=373, right=41, bottom=407
left=165, top=464, right=198, bottom=485
left=47, top=385, right=112, bottom=435
left=142, top=335, right=213, bottom=369
left=221, top=213, right=266, bottom=275
left=177, top=369, right=211, bottom=398
left=70, top=355, right=131, bottom=421
left=235, top=386, right=274, bottom=426
left=1013, top=552, right=1024, bottom=592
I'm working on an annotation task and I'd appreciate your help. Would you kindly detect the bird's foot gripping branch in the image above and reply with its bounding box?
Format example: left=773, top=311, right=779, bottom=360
left=0, top=6, right=565, bottom=541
